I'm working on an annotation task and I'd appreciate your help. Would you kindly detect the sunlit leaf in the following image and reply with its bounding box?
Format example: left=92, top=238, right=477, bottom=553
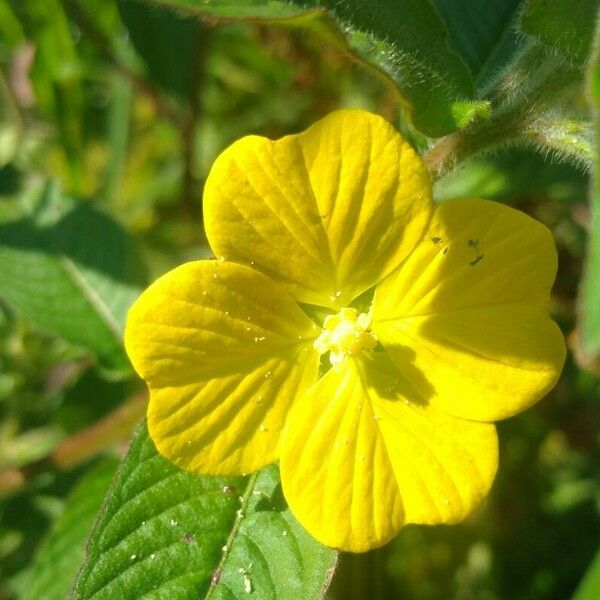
left=73, top=423, right=337, bottom=599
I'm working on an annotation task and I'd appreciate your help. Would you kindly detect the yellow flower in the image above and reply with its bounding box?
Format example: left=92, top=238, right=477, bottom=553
left=124, top=110, right=566, bottom=552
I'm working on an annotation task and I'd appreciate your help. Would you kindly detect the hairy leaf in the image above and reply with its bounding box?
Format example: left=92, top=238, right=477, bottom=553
left=432, top=0, right=524, bottom=90
left=521, top=0, right=600, bottom=67
left=136, top=0, right=487, bottom=136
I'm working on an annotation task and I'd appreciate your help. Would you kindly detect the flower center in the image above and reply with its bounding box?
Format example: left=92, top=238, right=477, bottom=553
left=313, top=307, right=377, bottom=365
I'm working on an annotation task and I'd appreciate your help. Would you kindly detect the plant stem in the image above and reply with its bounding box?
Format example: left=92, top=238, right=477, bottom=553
left=181, top=22, right=210, bottom=222
left=425, top=51, right=583, bottom=179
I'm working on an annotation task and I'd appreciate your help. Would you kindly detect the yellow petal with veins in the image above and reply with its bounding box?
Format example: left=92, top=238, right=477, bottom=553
left=124, top=260, right=319, bottom=474
left=204, top=109, right=432, bottom=309
left=280, top=353, right=497, bottom=552
left=373, top=198, right=566, bottom=422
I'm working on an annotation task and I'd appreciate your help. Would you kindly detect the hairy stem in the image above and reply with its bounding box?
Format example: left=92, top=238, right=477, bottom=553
left=425, top=50, right=584, bottom=179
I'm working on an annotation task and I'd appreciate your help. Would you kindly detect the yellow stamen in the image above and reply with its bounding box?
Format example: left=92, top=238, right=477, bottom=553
left=314, top=307, right=377, bottom=364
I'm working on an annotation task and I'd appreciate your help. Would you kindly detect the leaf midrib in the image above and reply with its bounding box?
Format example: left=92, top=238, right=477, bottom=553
left=203, top=472, right=259, bottom=599
left=58, top=254, right=123, bottom=341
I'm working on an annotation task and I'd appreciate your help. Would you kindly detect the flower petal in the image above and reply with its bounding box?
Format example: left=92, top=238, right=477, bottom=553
left=372, top=198, right=566, bottom=421
left=279, top=360, right=404, bottom=552
left=124, top=260, right=320, bottom=474
left=204, top=109, right=432, bottom=308
left=279, top=354, right=498, bottom=552
left=363, top=354, right=498, bottom=526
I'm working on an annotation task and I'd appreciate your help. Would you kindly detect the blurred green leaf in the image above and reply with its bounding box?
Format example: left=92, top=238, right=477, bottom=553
left=8, top=0, right=85, bottom=189
left=431, top=0, right=524, bottom=90
left=521, top=0, right=600, bottom=67
left=573, top=545, right=600, bottom=599
left=0, top=183, right=145, bottom=371
left=0, top=0, right=24, bottom=57
left=117, top=0, right=202, bottom=98
left=434, top=147, right=588, bottom=202
left=135, top=0, right=486, bottom=136
left=23, top=460, right=118, bottom=600
left=103, top=74, right=133, bottom=206
left=73, top=423, right=337, bottom=599
left=579, top=20, right=600, bottom=356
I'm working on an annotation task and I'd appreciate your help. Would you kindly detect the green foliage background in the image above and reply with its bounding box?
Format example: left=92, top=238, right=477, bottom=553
left=1, top=0, right=600, bottom=598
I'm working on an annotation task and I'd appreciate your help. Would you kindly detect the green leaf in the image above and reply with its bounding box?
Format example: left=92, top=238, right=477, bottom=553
left=103, top=74, right=133, bottom=206
left=23, top=460, right=119, bottom=600
left=73, top=423, right=337, bottom=599
left=573, top=546, right=600, bottom=599
left=431, top=0, right=525, bottom=90
left=520, top=0, right=600, bottom=67
left=579, top=21, right=600, bottom=356
left=117, top=0, right=203, bottom=98
left=138, top=0, right=486, bottom=136
left=0, top=183, right=145, bottom=370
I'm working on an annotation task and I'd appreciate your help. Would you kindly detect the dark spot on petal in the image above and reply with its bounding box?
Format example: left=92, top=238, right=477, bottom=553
left=431, top=236, right=442, bottom=244
left=470, top=254, right=484, bottom=266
